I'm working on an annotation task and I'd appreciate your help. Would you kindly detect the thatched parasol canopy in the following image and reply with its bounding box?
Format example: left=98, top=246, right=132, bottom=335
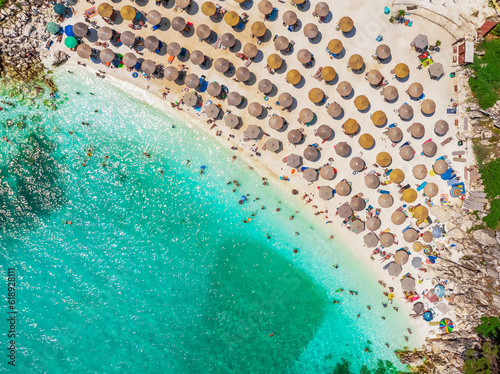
left=338, top=203, right=353, bottom=218
left=343, top=118, right=359, bottom=135
left=404, top=228, right=419, bottom=243
left=387, top=262, right=402, bottom=276
left=183, top=92, right=199, bottom=107
left=429, top=62, right=444, bottom=79
left=354, top=95, right=369, bottom=110
left=224, top=113, right=240, bottom=128
left=378, top=194, right=394, bottom=208
left=287, top=129, right=303, bottom=144
left=286, top=153, right=301, bottom=168
left=248, top=102, right=263, bottom=117
left=400, top=145, right=415, bottom=161
left=421, top=99, right=436, bottom=115
left=383, top=85, right=398, bottom=101
left=278, top=92, right=293, bottom=108
left=320, top=165, right=336, bottom=180
left=366, top=217, right=381, bottom=231
left=73, top=22, right=89, bottom=37
left=391, top=210, right=407, bottom=225
left=190, top=50, right=205, bottom=65
left=414, top=34, right=429, bottom=50
left=283, top=10, right=298, bottom=25
left=207, top=81, right=222, bottom=96
left=304, top=146, right=319, bottom=161
left=251, top=21, right=266, bottom=37
left=350, top=219, right=365, bottom=234
left=286, top=69, right=302, bottom=85
left=413, top=164, right=428, bottom=179
left=258, top=79, right=273, bottom=94
left=299, top=108, right=315, bottom=123
left=308, top=88, right=324, bottom=103
left=371, top=110, right=387, bottom=127
left=398, top=103, right=414, bottom=120
left=364, top=232, right=379, bottom=248
left=327, top=102, right=342, bottom=118
left=338, top=16, right=354, bottom=32
left=144, top=35, right=159, bottom=51
left=205, top=104, right=220, bottom=119
left=224, top=11, right=240, bottom=26
left=336, top=181, right=351, bottom=196
left=100, top=48, right=116, bottom=63
left=319, top=186, right=333, bottom=200
left=122, top=52, right=137, bottom=67
left=422, top=141, right=437, bottom=157
left=147, top=10, right=161, bottom=25
left=97, top=26, right=113, bottom=41
left=304, top=23, right=319, bottom=39
left=389, top=169, right=405, bottom=183
left=214, top=58, right=230, bottom=73
left=227, top=91, right=242, bottom=106
left=196, top=24, right=211, bottom=39
left=367, top=70, right=383, bottom=85
left=77, top=44, right=92, bottom=59
left=184, top=73, right=199, bottom=88
left=245, top=125, right=262, bottom=139
left=267, top=54, right=282, bottom=69
left=365, top=174, right=380, bottom=189
left=414, top=206, right=429, bottom=221
left=303, top=168, right=318, bottom=182
left=120, top=5, right=136, bottom=21
left=269, top=115, right=284, bottom=130
left=167, top=42, right=182, bottom=56
left=297, top=49, right=312, bottom=64
left=348, top=54, right=364, bottom=70
left=321, top=66, right=336, bottom=81
left=97, top=3, right=113, bottom=18
left=172, top=16, right=186, bottom=32
left=394, top=63, right=409, bottom=79
left=201, top=1, right=216, bottom=16
left=434, top=120, right=449, bottom=136
left=336, top=81, right=352, bottom=97
left=380, top=233, right=395, bottom=248
left=388, top=127, right=403, bottom=143
left=236, top=66, right=251, bottom=82
left=221, top=33, right=236, bottom=48
left=424, top=183, right=439, bottom=197
left=376, top=44, right=391, bottom=59
left=433, top=159, right=448, bottom=175
left=315, top=2, right=330, bottom=17
left=265, top=138, right=281, bottom=152
left=408, top=82, right=424, bottom=98
left=243, top=43, right=258, bottom=58
left=164, top=66, right=179, bottom=81
left=349, top=157, right=365, bottom=172
left=274, top=36, right=289, bottom=51
left=351, top=196, right=365, bottom=211
left=359, top=134, right=374, bottom=149
left=120, top=31, right=136, bottom=47
left=328, top=39, right=343, bottom=54
left=376, top=152, right=392, bottom=167
left=402, top=188, right=417, bottom=203
left=411, top=122, right=425, bottom=138
left=316, top=125, right=332, bottom=140
left=401, top=277, right=416, bottom=291
left=335, top=142, right=351, bottom=157
left=258, top=0, right=273, bottom=15
left=176, top=0, right=191, bottom=7
left=395, top=250, right=409, bottom=265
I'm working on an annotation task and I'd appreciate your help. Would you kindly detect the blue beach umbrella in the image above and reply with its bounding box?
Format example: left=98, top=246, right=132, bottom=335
left=64, top=25, right=74, bottom=37
left=434, top=284, right=445, bottom=298
left=432, top=226, right=443, bottom=238
left=423, top=311, right=433, bottom=322
left=54, top=3, right=66, bottom=15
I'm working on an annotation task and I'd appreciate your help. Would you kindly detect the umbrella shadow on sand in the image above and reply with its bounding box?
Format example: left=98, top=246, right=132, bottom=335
left=186, top=2, right=199, bottom=15
left=342, top=27, right=356, bottom=38
left=252, top=50, right=264, bottom=63
left=308, top=33, right=322, bottom=45
left=87, top=29, right=98, bottom=43
left=229, top=39, right=242, bottom=53
left=157, top=18, right=170, bottom=31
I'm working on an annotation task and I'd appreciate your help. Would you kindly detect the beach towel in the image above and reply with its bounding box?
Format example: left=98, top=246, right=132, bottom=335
left=84, top=7, right=97, bottom=18
left=440, top=194, right=450, bottom=205
left=416, top=181, right=427, bottom=191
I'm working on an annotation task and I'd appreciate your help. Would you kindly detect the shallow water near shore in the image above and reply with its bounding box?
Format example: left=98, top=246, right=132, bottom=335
left=0, top=69, right=416, bottom=373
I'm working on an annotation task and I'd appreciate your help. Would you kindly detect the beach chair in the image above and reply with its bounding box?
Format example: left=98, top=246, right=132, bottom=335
left=152, top=24, right=161, bottom=31
left=167, top=55, right=175, bottom=64
left=376, top=35, right=383, bottom=42
left=384, top=6, right=390, bottom=14
left=417, top=182, right=427, bottom=192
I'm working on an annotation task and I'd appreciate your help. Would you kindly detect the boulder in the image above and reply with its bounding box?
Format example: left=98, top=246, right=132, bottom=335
left=430, top=206, right=453, bottom=222
left=448, top=227, right=466, bottom=240
left=23, top=24, right=34, bottom=37
left=472, top=229, right=499, bottom=248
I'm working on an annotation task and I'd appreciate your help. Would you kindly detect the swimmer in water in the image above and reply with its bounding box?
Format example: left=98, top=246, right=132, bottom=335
left=144, top=152, right=151, bottom=158
left=332, top=300, right=340, bottom=304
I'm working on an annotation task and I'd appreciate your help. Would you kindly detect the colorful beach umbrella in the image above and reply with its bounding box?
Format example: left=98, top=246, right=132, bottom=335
left=423, top=311, right=433, bottom=322
left=46, top=22, right=60, bottom=34
left=439, top=318, right=454, bottom=333
left=64, top=36, right=77, bottom=49
left=450, top=185, right=463, bottom=198
left=412, top=242, right=423, bottom=252
left=423, top=245, right=433, bottom=255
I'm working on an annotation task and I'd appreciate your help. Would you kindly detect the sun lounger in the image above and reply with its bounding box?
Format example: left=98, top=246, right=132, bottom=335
left=167, top=55, right=175, bottom=64
left=428, top=169, right=436, bottom=177
left=417, top=182, right=427, bottom=192
left=453, top=157, right=466, bottom=162
left=452, top=150, right=465, bottom=155
left=378, top=189, right=390, bottom=194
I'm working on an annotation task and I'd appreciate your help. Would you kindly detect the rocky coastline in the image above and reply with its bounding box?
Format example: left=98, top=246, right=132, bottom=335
left=1, top=2, right=499, bottom=373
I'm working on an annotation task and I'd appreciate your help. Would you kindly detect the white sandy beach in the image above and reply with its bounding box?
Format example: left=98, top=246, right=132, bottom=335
left=45, top=0, right=496, bottom=347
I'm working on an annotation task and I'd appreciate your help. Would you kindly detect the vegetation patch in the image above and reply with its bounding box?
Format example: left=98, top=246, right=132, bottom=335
left=464, top=316, right=500, bottom=373
left=468, top=39, right=500, bottom=109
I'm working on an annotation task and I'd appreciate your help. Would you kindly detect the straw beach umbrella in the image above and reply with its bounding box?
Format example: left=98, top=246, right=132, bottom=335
left=400, top=145, right=415, bottom=161
left=167, top=42, right=182, bottom=56
left=147, top=10, right=161, bottom=25
left=319, top=186, right=333, bottom=200
left=190, top=50, right=205, bottom=65
left=348, top=54, right=364, bottom=70
left=371, top=111, right=387, bottom=127
left=224, top=114, right=240, bottom=128
left=380, top=233, right=394, bottom=247
left=144, top=35, right=159, bottom=51
left=251, top=21, right=267, bottom=37
left=227, top=91, right=242, bottom=106
left=364, top=233, right=379, bottom=248
left=269, top=115, right=284, bottom=130
left=383, top=85, right=398, bottom=101
left=378, top=194, right=393, bottom=208
left=266, top=138, right=281, bottom=152
left=376, top=44, right=391, bottom=59
left=120, top=31, right=136, bottom=47
left=327, top=102, right=342, bottom=118
left=366, top=217, right=381, bottom=231
left=172, top=17, right=187, bottom=32
left=245, top=125, right=261, bottom=139
left=336, top=81, right=352, bottom=97
left=398, top=104, right=413, bottom=120
left=351, top=220, right=365, bottom=234
left=394, top=63, right=409, bottom=79
left=121, top=53, right=137, bottom=68
left=236, top=67, right=251, bottom=82
left=320, top=165, right=336, bottom=180
left=349, top=157, right=365, bottom=172
left=321, top=67, right=336, bottom=81
left=414, top=206, right=429, bottom=221
left=387, top=262, right=402, bottom=276
left=283, top=10, right=298, bottom=25
left=278, top=92, right=293, bottom=108
left=424, top=183, right=439, bottom=197
left=389, top=169, right=404, bottom=183
left=248, top=102, right=263, bottom=117
left=287, top=129, right=303, bottom=144
left=98, top=3, right=113, bottom=18
left=403, top=188, right=417, bottom=203
left=287, top=69, right=302, bottom=85
left=77, top=44, right=92, bottom=58
left=196, top=24, right=211, bottom=40
left=429, top=62, right=444, bottom=79
left=338, top=16, right=354, bottom=32
left=100, top=48, right=115, bottom=63
left=286, top=154, right=301, bottom=168
left=367, top=70, right=383, bottom=85
left=343, top=119, right=359, bottom=135
left=335, top=142, right=350, bottom=157
left=433, top=159, right=448, bottom=175
left=205, top=104, right=220, bottom=119
left=214, top=58, right=230, bottom=73
left=414, top=34, right=429, bottom=50
left=258, top=79, right=273, bottom=94
left=422, top=231, right=434, bottom=242
left=328, top=39, right=343, bottom=55
left=336, top=181, right=351, bottom=196
left=413, top=302, right=425, bottom=313
left=221, top=33, right=236, bottom=48
left=423, top=141, right=437, bottom=157
left=435, top=120, right=449, bottom=136
left=274, top=36, right=289, bottom=51
left=315, top=2, right=330, bottom=17
left=401, top=277, right=415, bottom=291
left=97, top=26, right=113, bottom=41
left=120, top=5, right=136, bottom=21
left=304, top=23, right=319, bottom=39
left=354, top=95, right=369, bottom=111
left=183, top=92, right=199, bottom=107
left=202, top=1, right=216, bottom=16
left=365, top=174, right=380, bottom=189
left=207, top=82, right=222, bottom=97
left=404, top=228, right=419, bottom=243
left=316, top=125, right=332, bottom=140
left=303, top=146, right=319, bottom=161
left=299, top=108, right=315, bottom=124
left=421, top=99, right=436, bottom=115
left=376, top=152, right=392, bottom=167
left=359, top=134, right=374, bottom=149
left=176, top=0, right=191, bottom=7
left=141, top=60, right=156, bottom=75
left=267, top=54, right=282, bottom=70
left=164, top=66, right=178, bottom=81
left=338, top=203, right=353, bottom=218
left=303, top=168, right=318, bottom=182
left=297, top=49, right=312, bottom=64
left=243, top=43, right=258, bottom=59
left=413, top=164, right=428, bottom=179
left=309, top=88, right=324, bottom=104
left=73, top=22, right=88, bottom=37
left=388, top=127, right=403, bottom=143
left=258, top=0, right=273, bottom=15
left=185, top=73, right=199, bottom=89
left=391, top=211, right=407, bottom=225
left=408, top=82, right=424, bottom=98
left=396, top=250, right=410, bottom=265
left=411, top=122, right=425, bottom=138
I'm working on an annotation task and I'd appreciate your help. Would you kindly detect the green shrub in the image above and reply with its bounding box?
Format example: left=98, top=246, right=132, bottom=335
left=476, top=316, right=500, bottom=341
left=468, top=39, right=500, bottom=109
left=480, top=157, right=500, bottom=198
left=0, top=0, right=7, bottom=9
left=483, top=199, right=500, bottom=229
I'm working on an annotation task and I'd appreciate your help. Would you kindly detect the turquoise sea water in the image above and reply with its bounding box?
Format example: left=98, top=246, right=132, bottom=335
left=0, top=69, right=416, bottom=373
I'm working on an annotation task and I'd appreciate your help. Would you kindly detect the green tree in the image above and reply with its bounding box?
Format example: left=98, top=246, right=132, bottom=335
left=476, top=316, right=500, bottom=342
